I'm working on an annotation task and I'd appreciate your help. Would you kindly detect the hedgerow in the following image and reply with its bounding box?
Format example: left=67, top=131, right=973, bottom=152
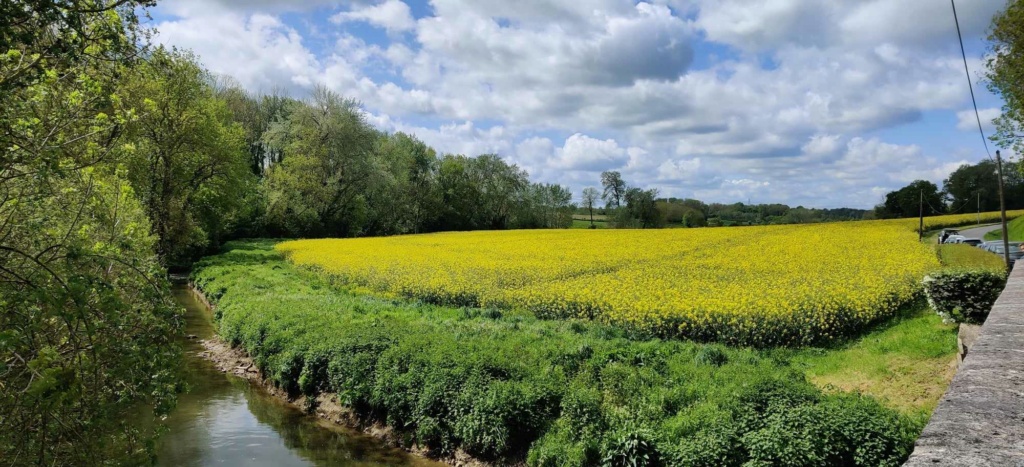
left=191, top=241, right=921, bottom=465
left=926, top=244, right=1008, bottom=324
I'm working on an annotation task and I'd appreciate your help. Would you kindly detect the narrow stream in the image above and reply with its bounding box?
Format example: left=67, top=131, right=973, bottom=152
left=155, top=285, right=437, bottom=466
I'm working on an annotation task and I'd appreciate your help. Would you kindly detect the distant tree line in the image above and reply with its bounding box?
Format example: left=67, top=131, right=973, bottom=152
left=581, top=171, right=869, bottom=229
left=213, top=83, right=574, bottom=262
left=874, top=160, right=1024, bottom=219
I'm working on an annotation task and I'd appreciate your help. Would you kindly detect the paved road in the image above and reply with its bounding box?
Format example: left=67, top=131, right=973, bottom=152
left=949, top=223, right=999, bottom=241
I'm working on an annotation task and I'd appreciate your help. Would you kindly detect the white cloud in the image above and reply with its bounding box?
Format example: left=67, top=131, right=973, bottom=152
left=149, top=0, right=1006, bottom=209
left=657, top=158, right=703, bottom=181
left=956, top=107, right=1001, bottom=132
left=801, top=134, right=842, bottom=157
left=332, top=0, right=416, bottom=34
left=157, top=0, right=346, bottom=17
left=555, top=134, right=629, bottom=171
left=154, top=13, right=322, bottom=93
left=694, top=0, right=1006, bottom=51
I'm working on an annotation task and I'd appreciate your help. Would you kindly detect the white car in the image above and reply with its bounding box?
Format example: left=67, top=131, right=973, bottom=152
left=943, top=235, right=966, bottom=244
left=959, top=238, right=983, bottom=246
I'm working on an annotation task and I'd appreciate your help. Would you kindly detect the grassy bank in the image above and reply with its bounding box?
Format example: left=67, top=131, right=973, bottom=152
left=191, top=240, right=956, bottom=466
left=984, top=215, right=1024, bottom=240
left=785, top=307, right=956, bottom=415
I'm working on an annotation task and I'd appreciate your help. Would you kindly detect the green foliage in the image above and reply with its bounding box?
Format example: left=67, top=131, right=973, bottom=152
left=875, top=180, right=945, bottom=219
left=0, top=0, right=153, bottom=94
left=254, top=91, right=571, bottom=237
left=987, top=0, right=1024, bottom=157
left=120, top=47, right=253, bottom=267
left=923, top=269, right=1006, bottom=324
left=0, top=3, right=184, bottom=464
left=0, top=170, right=182, bottom=466
left=614, top=188, right=663, bottom=229
left=192, top=241, right=924, bottom=466
left=261, top=86, right=380, bottom=237
left=740, top=394, right=915, bottom=467
left=601, top=171, right=627, bottom=208
left=928, top=242, right=1007, bottom=325
left=942, top=160, right=1024, bottom=213
left=434, top=153, right=533, bottom=230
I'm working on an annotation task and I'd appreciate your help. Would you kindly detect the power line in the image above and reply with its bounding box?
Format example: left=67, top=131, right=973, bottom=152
left=951, top=0, right=993, bottom=161
left=952, top=0, right=1011, bottom=270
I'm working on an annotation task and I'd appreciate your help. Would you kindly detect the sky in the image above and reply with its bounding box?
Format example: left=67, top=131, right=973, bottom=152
left=147, top=0, right=1011, bottom=209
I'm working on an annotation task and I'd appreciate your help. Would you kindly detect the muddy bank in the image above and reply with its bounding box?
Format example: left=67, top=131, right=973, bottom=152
left=188, top=286, right=498, bottom=467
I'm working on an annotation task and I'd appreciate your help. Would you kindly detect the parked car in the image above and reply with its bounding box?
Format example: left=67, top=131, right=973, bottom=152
left=959, top=238, right=983, bottom=246
left=943, top=234, right=966, bottom=244
left=987, top=242, right=1024, bottom=265
left=938, top=229, right=960, bottom=244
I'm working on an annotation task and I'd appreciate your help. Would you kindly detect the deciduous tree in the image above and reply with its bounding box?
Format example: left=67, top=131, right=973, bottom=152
left=0, top=2, right=181, bottom=464
left=582, top=187, right=599, bottom=227
left=120, top=47, right=252, bottom=267
left=601, top=171, right=626, bottom=208
left=987, top=0, right=1024, bottom=157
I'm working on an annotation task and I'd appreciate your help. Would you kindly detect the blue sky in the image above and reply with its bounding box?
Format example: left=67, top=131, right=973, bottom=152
left=149, top=0, right=1010, bottom=209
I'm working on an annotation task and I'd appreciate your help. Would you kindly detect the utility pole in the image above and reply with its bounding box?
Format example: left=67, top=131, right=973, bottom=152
left=977, top=191, right=980, bottom=225
left=997, top=150, right=1011, bottom=271
left=919, top=189, right=924, bottom=241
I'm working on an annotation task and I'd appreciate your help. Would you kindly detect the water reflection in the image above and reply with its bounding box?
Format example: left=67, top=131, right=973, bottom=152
left=157, top=286, right=434, bottom=466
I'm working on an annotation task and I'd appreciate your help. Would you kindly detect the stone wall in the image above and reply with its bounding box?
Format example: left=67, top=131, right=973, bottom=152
left=904, top=265, right=1024, bottom=466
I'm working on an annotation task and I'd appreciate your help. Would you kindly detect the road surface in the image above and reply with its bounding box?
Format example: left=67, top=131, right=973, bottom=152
left=952, top=223, right=999, bottom=241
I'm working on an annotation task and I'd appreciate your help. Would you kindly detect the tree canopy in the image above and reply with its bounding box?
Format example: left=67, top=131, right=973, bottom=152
left=987, top=0, right=1024, bottom=156
left=875, top=180, right=945, bottom=219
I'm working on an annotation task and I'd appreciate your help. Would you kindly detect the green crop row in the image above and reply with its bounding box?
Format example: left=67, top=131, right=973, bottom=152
left=190, top=241, right=921, bottom=466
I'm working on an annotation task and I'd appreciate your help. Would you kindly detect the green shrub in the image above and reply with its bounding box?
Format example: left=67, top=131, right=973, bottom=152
left=191, top=241, right=924, bottom=466
left=601, top=426, right=662, bottom=467
left=923, top=269, right=1006, bottom=323
left=694, top=344, right=729, bottom=366
left=742, top=394, right=914, bottom=467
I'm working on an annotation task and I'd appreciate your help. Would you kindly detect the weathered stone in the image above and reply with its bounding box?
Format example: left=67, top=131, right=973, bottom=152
left=905, top=266, right=1024, bottom=466
left=958, top=323, right=982, bottom=363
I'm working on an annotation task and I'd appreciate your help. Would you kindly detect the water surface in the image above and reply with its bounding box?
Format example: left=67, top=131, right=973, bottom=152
left=157, top=285, right=436, bottom=467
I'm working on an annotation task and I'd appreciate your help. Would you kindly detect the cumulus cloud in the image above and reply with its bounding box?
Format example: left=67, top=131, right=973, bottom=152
left=801, top=134, right=842, bottom=157
left=149, top=0, right=1005, bottom=208
left=153, top=13, right=321, bottom=93
left=416, top=2, right=693, bottom=89
left=693, top=0, right=1005, bottom=51
left=554, top=134, right=630, bottom=171
left=657, top=158, right=703, bottom=181
left=956, top=107, right=1001, bottom=132
left=331, top=0, right=416, bottom=34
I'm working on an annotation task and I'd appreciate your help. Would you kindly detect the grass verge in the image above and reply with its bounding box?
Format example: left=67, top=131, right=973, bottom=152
left=782, top=306, right=956, bottom=417
left=190, top=240, right=957, bottom=466
left=984, top=215, right=1024, bottom=240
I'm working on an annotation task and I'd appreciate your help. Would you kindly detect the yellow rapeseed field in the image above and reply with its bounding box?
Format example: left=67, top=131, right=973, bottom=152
left=277, top=211, right=1022, bottom=346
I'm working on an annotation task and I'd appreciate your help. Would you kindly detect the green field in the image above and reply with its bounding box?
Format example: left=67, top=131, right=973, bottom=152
left=571, top=214, right=609, bottom=229
left=191, top=240, right=958, bottom=466
left=571, top=219, right=607, bottom=229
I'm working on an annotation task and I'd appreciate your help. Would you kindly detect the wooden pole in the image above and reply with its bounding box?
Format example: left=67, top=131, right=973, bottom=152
left=997, top=150, right=1011, bottom=271
left=919, top=189, right=924, bottom=241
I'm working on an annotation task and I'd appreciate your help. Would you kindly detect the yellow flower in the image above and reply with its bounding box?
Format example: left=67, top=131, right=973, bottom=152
left=276, top=210, right=1022, bottom=345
